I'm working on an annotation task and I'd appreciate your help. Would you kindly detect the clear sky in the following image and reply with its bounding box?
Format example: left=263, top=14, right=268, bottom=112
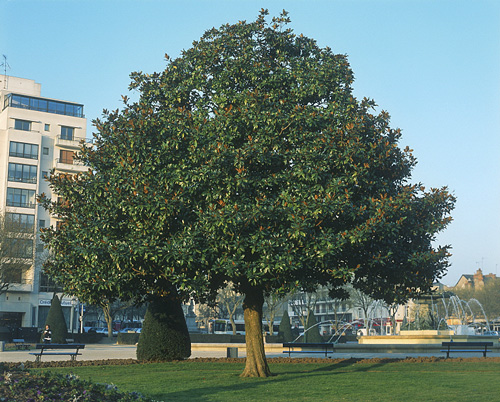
left=1, top=0, right=499, bottom=286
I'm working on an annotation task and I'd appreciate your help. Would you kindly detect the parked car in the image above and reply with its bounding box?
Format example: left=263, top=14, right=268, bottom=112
left=88, top=327, right=117, bottom=336
left=482, top=331, right=499, bottom=336
left=119, top=328, right=140, bottom=334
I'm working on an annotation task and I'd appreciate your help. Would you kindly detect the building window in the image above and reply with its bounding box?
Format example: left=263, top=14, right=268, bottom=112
left=5, top=213, right=35, bottom=233
left=6, top=188, right=36, bottom=208
left=8, top=163, right=37, bottom=184
left=42, top=171, right=49, bottom=179
left=43, top=147, right=49, bottom=155
left=60, top=150, right=74, bottom=164
left=60, top=126, right=74, bottom=140
left=39, top=272, right=63, bottom=293
left=9, top=141, right=39, bottom=159
left=14, top=119, right=31, bottom=131
left=6, top=238, right=34, bottom=258
left=39, top=219, right=46, bottom=228
left=2, top=264, right=30, bottom=284
left=44, top=124, right=50, bottom=131
left=4, top=93, right=84, bottom=118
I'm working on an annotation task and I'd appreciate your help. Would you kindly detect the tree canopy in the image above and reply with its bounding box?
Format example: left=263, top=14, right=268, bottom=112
left=39, top=10, right=455, bottom=377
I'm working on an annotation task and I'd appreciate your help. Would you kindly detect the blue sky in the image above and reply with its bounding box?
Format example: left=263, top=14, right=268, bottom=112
left=2, top=0, right=499, bottom=286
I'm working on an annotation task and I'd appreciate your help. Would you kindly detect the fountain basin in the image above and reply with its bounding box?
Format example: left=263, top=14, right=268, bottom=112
left=359, top=334, right=499, bottom=345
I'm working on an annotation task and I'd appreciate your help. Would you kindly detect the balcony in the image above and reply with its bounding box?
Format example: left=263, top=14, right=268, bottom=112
left=55, top=135, right=93, bottom=150
left=54, top=157, right=88, bottom=173
left=5, top=283, right=34, bottom=293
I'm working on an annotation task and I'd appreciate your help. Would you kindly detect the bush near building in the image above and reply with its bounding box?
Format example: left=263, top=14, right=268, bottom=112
left=43, top=294, right=68, bottom=343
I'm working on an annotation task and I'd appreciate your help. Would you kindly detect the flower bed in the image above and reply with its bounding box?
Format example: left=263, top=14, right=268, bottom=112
left=0, top=367, right=154, bottom=401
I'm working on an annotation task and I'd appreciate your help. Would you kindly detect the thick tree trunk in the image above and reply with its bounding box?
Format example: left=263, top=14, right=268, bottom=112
left=240, top=287, right=272, bottom=377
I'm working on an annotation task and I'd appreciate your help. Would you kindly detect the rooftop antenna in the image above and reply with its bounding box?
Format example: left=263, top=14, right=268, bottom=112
left=1, top=55, right=10, bottom=89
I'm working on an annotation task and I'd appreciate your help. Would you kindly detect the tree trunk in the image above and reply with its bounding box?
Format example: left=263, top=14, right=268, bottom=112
left=240, top=287, right=272, bottom=377
left=101, top=302, right=114, bottom=338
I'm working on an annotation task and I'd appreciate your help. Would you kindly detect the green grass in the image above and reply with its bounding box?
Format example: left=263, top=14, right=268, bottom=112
left=39, top=359, right=500, bottom=401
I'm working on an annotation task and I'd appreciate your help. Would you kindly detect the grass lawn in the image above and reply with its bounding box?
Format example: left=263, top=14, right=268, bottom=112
left=37, top=358, right=500, bottom=402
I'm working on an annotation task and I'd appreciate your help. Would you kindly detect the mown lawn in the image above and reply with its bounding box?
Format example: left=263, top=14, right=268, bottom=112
left=36, top=358, right=500, bottom=402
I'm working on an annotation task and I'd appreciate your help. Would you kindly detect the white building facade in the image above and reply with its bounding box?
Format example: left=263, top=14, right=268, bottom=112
left=0, top=75, right=88, bottom=332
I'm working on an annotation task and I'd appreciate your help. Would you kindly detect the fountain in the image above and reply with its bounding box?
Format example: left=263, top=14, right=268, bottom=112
left=359, top=295, right=498, bottom=345
left=282, top=295, right=498, bottom=356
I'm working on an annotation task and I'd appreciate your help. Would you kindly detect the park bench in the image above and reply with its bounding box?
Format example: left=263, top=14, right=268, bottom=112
left=441, top=341, right=493, bottom=358
left=283, top=342, right=334, bottom=358
left=13, top=339, right=30, bottom=350
left=30, top=343, right=85, bottom=362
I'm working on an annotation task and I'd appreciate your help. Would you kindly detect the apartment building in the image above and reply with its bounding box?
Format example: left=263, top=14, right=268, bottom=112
left=0, top=75, right=88, bottom=332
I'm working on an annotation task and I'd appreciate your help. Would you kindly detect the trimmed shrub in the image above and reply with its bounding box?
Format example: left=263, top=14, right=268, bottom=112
left=73, top=332, right=103, bottom=344
left=136, top=296, right=191, bottom=361
left=304, top=311, right=322, bottom=343
left=43, top=294, right=68, bottom=343
left=278, top=310, right=293, bottom=342
left=117, top=332, right=140, bottom=345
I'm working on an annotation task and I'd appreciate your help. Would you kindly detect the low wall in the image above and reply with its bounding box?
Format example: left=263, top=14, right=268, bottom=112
left=359, top=335, right=500, bottom=345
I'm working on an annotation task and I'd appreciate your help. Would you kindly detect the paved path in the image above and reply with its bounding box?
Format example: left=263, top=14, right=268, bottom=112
left=2, top=344, right=500, bottom=363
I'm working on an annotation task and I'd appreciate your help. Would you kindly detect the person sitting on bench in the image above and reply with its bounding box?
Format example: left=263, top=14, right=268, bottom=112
left=42, top=325, right=52, bottom=343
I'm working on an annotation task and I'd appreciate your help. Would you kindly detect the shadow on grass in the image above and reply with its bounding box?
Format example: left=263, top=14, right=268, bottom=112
left=153, top=358, right=394, bottom=401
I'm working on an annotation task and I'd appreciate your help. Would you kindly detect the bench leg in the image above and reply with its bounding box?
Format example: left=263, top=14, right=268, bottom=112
left=35, top=355, right=41, bottom=363
left=70, top=355, right=76, bottom=361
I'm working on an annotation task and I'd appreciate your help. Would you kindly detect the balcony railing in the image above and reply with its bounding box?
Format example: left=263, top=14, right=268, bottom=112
left=6, top=200, right=36, bottom=209
left=55, top=135, right=93, bottom=149
left=54, top=158, right=88, bottom=172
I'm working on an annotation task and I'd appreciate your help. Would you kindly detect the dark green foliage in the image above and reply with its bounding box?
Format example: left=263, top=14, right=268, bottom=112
left=37, top=10, right=455, bottom=376
left=137, top=297, right=191, bottom=361
left=43, top=294, right=68, bottom=343
left=304, top=312, right=322, bottom=343
left=278, top=310, right=293, bottom=342
left=117, top=333, right=140, bottom=345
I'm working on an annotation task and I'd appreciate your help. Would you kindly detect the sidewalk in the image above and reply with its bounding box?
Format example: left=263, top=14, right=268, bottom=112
left=2, top=343, right=500, bottom=363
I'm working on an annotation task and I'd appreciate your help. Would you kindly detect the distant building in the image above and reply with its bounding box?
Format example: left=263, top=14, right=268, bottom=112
left=0, top=75, right=89, bottom=331
left=454, top=269, right=497, bottom=290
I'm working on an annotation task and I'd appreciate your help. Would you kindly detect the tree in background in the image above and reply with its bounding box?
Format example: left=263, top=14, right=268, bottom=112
left=42, top=10, right=454, bottom=376
left=349, top=288, right=376, bottom=328
left=289, top=288, right=329, bottom=331
left=195, top=303, right=219, bottom=332
left=263, top=291, right=286, bottom=336
left=100, top=300, right=136, bottom=338
left=43, top=294, right=67, bottom=343
left=216, top=284, right=244, bottom=335
left=454, top=280, right=500, bottom=323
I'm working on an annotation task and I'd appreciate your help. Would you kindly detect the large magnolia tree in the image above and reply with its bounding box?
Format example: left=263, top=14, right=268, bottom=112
left=41, top=10, right=455, bottom=377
